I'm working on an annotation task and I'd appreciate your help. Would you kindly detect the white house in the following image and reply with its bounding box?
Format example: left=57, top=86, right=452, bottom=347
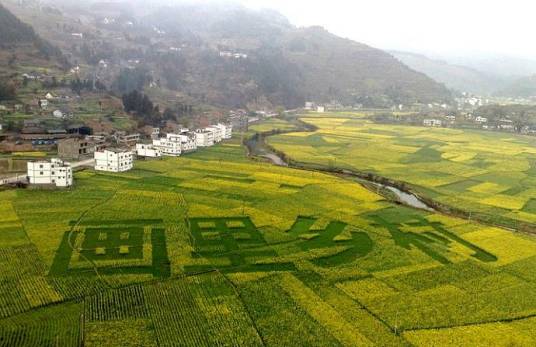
left=423, top=119, right=442, bottom=127
left=27, top=158, right=73, bottom=187
left=94, top=149, right=133, bottom=172
left=305, top=102, right=314, bottom=110
left=151, top=127, right=160, bottom=139
left=317, top=106, right=325, bottom=113
left=499, top=119, right=514, bottom=130
left=215, top=123, right=233, bottom=139
left=177, top=132, right=198, bottom=152
left=39, top=99, right=48, bottom=110
left=136, top=143, right=162, bottom=158
left=475, top=116, right=488, bottom=123
left=53, top=110, right=63, bottom=118
left=153, top=134, right=183, bottom=156
left=205, top=126, right=223, bottom=143
left=195, top=129, right=215, bottom=147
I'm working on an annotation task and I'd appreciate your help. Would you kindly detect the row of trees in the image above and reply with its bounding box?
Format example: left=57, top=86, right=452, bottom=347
left=122, top=90, right=160, bottom=125
left=122, top=90, right=196, bottom=126
left=70, top=78, right=106, bottom=95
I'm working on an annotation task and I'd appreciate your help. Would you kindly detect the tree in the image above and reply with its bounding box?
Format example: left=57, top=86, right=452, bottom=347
left=122, top=90, right=159, bottom=126
left=0, top=80, right=17, bottom=101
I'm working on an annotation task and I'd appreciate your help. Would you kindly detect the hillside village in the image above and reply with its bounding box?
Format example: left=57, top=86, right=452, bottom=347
left=3, top=122, right=233, bottom=188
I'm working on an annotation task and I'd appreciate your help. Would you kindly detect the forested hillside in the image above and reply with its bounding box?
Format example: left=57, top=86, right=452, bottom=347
left=2, top=0, right=452, bottom=109
left=144, top=4, right=452, bottom=108
left=0, top=3, right=62, bottom=59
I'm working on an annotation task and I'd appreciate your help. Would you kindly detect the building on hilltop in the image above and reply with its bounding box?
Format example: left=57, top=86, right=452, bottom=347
left=94, top=149, right=133, bottom=172
left=27, top=158, right=73, bottom=187
left=136, top=143, right=162, bottom=158
left=39, top=99, right=48, bottom=110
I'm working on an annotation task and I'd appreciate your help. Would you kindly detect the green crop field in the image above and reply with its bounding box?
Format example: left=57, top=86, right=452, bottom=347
left=248, top=118, right=297, bottom=133
left=1, top=138, right=536, bottom=346
left=268, top=115, right=536, bottom=229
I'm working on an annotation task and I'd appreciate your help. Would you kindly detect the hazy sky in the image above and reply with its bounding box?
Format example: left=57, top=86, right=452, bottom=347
left=235, top=0, right=536, bottom=59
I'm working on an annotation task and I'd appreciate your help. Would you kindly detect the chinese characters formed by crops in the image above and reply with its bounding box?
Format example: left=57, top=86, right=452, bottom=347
left=186, top=215, right=497, bottom=274
left=368, top=214, right=497, bottom=264
left=187, top=215, right=371, bottom=273
left=50, top=219, right=171, bottom=278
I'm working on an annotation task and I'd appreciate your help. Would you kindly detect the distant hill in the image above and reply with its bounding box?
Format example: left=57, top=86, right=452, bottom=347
left=445, top=55, right=536, bottom=79
left=3, top=1, right=452, bottom=109
left=390, top=50, right=505, bottom=95
left=140, top=4, right=452, bottom=108
left=496, top=75, right=536, bottom=98
left=0, top=3, right=63, bottom=62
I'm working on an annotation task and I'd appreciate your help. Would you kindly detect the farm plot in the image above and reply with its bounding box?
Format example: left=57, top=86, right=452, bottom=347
left=0, top=138, right=536, bottom=345
left=268, top=116, right=536, bottom=228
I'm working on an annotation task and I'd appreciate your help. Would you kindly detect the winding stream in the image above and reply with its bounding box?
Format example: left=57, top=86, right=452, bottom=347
left=246, top=131, right=436, bottom=212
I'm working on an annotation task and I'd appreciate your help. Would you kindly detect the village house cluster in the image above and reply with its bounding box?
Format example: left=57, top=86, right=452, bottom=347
left=136, top=123, right=232, bottom=159
left=22, top=123, right=233, bottom=187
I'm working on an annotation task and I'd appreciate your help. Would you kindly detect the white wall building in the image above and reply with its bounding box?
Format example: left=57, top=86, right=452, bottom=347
left=177, top=132, right=198, bottom=152
left=39, top=99, right=48, bottom=110
left=317, top=106, right=325, bottom=113
left=136, top=143, right=162, bottom=158
left=27, top=158, right=73, bottom=187
left=215, top=123, right=233, bottom=139
left=94, top=149, right=134, bottom=172
left=153, top=134, right=183, bottom=156
left=205, top=126, right=223, bottom=143
left=195, top=130, right=215, bottom=147
left=423, top=119, right=443, bottom=127
left=475, top=116, right=488, bottom=123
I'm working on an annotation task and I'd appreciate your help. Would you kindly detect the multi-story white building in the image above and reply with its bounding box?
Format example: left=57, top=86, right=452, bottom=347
left=27, top=158, right=73, bottom=187
left=177, top=132, right=198, bottom=152
left=94, top=149, right=134, bottom=172
left=136, top=143, right=162, bottom=158
left=195, top=129, right=215, bottom=147
left=153, top=134, right=183, bottom=156
left=205, top=126, right=223, bottom=143
left=215, top=123, right=232, bottom=139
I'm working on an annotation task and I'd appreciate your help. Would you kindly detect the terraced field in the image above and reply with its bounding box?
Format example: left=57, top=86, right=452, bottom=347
left=1, top=138, right=536, bottom=346
left=269, top=115, right=536, bottom=229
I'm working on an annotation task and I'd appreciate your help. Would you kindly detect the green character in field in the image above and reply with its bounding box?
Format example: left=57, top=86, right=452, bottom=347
left=286, top=216, right=374, bottom=267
